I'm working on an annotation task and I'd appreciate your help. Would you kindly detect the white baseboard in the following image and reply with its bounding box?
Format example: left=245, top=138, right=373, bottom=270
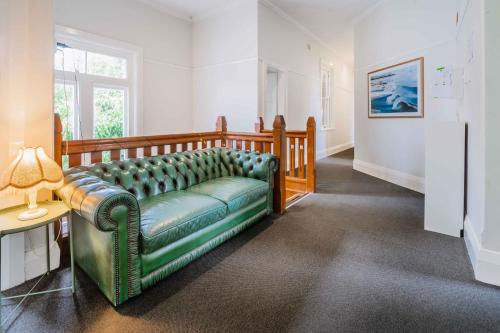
left=353, top=159, right=425, bottom=193
left=464, top=215, right=500, bottom=286
left=317, top=142, right=353, bottom=160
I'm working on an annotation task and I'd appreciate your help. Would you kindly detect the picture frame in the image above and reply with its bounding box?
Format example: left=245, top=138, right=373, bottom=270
left=368, top=57, right=424, bottom=118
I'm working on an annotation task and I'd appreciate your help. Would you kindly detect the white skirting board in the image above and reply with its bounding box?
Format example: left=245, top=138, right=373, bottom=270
left=464, top=215, right=500, bottom=286
left=317, top=142, right=354, bottom=160
left=353, top=159, right=425, bottom=193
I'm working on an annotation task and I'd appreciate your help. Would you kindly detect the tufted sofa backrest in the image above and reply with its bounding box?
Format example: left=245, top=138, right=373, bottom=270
left=84, top=148, right=272, bottom=201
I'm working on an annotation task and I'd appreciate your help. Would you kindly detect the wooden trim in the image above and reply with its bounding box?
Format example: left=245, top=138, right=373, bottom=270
left=54, top=114, right=316, bottom=215
left=53, top=113, right=64, bottom=250
left=297, top=138, right=305, bottom=178
left=61, top=132, right=221, bottom=154
left=286, top=176, right=307, bottom=191
left=226, top=132, right=273, bottom=143
left=306, top=116, right=316, bottom=192
left=254, top=117, right=264, bottom=133
left=367, top=57, right=424, bottom=119
left=216, top=116, right=227, bottom=147
left=289, top=137, right=296, bottom=177
left=54, top=113, right=63, bottom=168
left=272, top=115, right=287, bottom=214
left=259, top=115, right=317, bottom=200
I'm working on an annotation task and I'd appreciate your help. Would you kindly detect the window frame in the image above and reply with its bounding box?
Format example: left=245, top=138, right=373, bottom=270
left=54, top=80, right=78, bottom=140
left=320, top=61, right=335, bottom=131
left=54, top=25, right=143, bottom=138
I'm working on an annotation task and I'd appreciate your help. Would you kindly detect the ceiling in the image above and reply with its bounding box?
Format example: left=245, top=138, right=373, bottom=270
left=138, top=0, right=382, bottom=64
left=137, top=0, right=230, bottom=20
left=268, top=0, right=382, bottom=64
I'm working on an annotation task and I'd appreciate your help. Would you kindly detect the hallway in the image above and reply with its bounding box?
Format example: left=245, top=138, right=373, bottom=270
left=4, top=150, right=500, bottom=332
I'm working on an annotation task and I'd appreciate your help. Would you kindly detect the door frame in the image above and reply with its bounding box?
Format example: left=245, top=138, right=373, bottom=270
left=259, top=59, right=288, bottom=125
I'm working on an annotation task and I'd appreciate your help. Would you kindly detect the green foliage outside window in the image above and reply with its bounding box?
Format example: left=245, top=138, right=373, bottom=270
left=94, top=88, right=125, bottom=139
left=54, top=84, right=74, bottom=140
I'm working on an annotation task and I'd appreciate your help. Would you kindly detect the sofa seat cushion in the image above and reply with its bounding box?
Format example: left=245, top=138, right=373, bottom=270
left=139, top=191, right=227, bottom=254
left=187, top=176, right=269, bottom=213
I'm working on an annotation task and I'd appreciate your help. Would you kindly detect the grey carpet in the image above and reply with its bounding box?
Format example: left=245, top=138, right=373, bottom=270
left=4, top=149, right=500, bottom=332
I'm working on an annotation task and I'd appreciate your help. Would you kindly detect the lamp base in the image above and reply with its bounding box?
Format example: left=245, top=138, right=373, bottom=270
left=18, top=207, right=48, bottom=221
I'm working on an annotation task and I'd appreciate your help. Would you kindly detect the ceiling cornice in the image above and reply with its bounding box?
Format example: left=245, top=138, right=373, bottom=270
left=136, top=0, right=246, bottom=23
left=191, top=1, right=247, bottom=23
left=351, top=0, right=387, bottom=26
left=136, top=0, right=192, bottom=21
left=259, top=0, right=352, bottom=65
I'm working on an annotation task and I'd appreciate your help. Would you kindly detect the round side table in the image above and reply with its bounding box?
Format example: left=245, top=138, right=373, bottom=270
left=0, top=201, right=74, bottom=329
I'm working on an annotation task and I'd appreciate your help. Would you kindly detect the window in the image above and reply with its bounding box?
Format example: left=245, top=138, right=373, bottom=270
left=54, top=83, right=76, bottom=140
left=53, top=27, right=139, bottom=145
left=320, top=63, right=334, bottom=130
left=93, top=87, right=126, bottom=138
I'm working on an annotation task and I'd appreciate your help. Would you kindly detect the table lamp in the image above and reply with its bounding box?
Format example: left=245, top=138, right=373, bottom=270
left=0, top=146, right=63, bottom=221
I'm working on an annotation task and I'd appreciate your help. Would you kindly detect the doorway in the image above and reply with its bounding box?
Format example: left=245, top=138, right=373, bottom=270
left=264, top=65, right=286, bottom=127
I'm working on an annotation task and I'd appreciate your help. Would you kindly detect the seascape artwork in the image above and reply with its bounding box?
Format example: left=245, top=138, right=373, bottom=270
left=368, top=58, right=424, bottom=118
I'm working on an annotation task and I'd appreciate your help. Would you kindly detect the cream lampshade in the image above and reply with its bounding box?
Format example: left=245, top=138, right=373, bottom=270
left=0, top=147, right=63, bottom=221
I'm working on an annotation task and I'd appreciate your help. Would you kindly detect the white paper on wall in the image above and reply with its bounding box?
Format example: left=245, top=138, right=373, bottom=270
left=432, top=65, right=455, bottom=98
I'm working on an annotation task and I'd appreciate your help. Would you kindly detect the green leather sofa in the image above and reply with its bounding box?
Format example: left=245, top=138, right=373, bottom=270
left=56, top=147, right=277, bottom=306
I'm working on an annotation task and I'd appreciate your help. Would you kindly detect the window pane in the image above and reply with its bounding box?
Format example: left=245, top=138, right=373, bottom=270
left=87, top=52, right=127, bottom=79
left=54, top=83, right=75, bottom=140
left=94, top=87, right=125, bottom=139
left=54, top=47, right=86, bottom=73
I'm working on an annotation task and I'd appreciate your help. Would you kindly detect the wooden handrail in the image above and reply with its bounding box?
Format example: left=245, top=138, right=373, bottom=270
left=55, top=113, right=288, bottom=214
left=60, top=133, right=222, bottom=154
left=225, top=132, right=274, bottom=142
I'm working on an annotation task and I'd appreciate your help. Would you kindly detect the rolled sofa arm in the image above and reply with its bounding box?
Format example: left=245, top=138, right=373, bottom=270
left=56, top=168, right=140, bottom=231
left=55, top=167, right=141, bottom=306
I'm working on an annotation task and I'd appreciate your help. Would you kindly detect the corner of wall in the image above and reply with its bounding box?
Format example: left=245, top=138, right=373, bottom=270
left=464, top=215, right=500, bottom=286
left=317, top=142, right=354, bottom=160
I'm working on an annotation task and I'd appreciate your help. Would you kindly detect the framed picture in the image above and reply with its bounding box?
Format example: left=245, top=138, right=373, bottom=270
left=368, top=57, right=424, bottom=118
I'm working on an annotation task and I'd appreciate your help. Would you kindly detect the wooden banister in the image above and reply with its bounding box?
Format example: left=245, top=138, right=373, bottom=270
left=255, top=117, right=264, bottom=133
left=54, top=113, right=63, bottom=168
left=272, top=115, right=287, bottom=214
left=306, top=116, right=316, bottom=192
left=256, top=115, right=316, bottom=203
left=216, top=115, right=227, bottom=147
left=55, top=114, right=291, bottom=214
left=53, top=113, right=64, bottom=251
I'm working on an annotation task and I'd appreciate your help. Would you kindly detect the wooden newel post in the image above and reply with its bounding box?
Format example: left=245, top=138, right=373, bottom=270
left=306, top=116, right=316, bottom=193
left=254, top=116, right=264, bottom=133
left=216, top=116, right=227, bottom=147
left=54, top=113, right=63, bottom=168
left=272, top=115, right=287, bottom=214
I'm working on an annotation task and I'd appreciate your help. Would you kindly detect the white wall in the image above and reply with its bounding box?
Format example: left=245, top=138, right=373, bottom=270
left=258, top=0, right=354, bottom=157
left=483, top=0, right=500, bottom=254
left=353, top=0, right=458, bottom=193
left=354, top=0, right=500, bottom=287
left=461, top=0, right=500, bottom=286
left=0, top=0, right=60, bottom=290
left=192, top=0, right=259, bottom=132
left=457, top=0, right=485, bottom=254
left=54, top=0, right=193, bottom=135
